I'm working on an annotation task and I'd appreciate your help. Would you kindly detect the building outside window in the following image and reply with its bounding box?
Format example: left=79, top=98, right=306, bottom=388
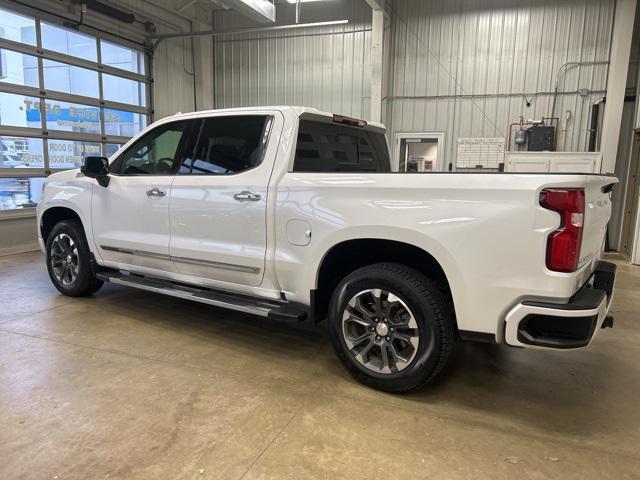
left=0, top=3, right=151, bottom=212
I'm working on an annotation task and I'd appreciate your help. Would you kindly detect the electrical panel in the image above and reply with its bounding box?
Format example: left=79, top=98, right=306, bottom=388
left=527, top=125, right=555, bottom=151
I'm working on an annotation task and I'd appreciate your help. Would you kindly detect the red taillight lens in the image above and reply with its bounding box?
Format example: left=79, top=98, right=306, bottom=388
left=332, top=114, right=367, bottom=128
left=539, top=188, right=585, bottom=272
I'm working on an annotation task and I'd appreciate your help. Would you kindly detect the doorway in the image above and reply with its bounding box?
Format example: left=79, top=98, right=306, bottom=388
left=620, top=130, right=640, bottom=262
left=395, top=133, right=445, bottom=172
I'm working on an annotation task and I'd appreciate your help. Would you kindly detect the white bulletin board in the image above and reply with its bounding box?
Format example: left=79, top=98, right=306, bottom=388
left=456, top=138, right=505, bottom=170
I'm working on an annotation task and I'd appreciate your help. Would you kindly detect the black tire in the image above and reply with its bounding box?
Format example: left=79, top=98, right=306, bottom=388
left=45, top=219, right=103, bottom=297
left=328, top=263, right=455, bottom=393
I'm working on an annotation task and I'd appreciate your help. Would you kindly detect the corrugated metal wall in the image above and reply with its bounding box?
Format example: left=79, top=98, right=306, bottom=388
left=213, top=0, right=616, bottom=167
left=386, top=0, right=615, bottom=167
left=212, top=1, right=372, bottom=119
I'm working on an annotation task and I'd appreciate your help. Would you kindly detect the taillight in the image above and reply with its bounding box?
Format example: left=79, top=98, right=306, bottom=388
left=539, top=188, right=585, bottom=273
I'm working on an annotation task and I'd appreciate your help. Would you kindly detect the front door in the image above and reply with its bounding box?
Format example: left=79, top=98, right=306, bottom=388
left=169, top=112, right=282, bottom=287
left=92, top=119, right=195, bottom=273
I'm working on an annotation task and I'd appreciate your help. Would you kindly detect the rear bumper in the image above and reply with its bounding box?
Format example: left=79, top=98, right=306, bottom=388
left=504, top=260, right=616, bottom=349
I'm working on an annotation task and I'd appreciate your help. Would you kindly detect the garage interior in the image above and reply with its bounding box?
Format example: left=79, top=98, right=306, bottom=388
left=1, top=0, right=640, bottom=478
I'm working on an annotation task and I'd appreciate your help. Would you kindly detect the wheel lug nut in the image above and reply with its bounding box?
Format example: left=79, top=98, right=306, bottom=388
left=385, top=336, right=390, bottom=341
left=375, top=336, right=380, bottom=341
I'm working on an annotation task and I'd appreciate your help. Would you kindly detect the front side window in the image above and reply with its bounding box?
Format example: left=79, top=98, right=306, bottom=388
left=179, top=115, right=271, bottom=175
left=117, top=121, right=191, bottom=175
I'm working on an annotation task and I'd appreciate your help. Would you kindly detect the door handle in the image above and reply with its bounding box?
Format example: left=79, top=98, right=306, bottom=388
left=234, top=191, right=261, bottom=202
left=146, top=187, right=166, bottom=198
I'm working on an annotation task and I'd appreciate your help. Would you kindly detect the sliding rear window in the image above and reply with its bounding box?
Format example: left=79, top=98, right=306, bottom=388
left=293, top=120, right=390, bottom=172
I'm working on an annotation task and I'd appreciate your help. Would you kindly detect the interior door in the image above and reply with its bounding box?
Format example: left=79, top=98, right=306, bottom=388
left=396, top=133, right=445, bottom=172
left=169, top=112, right=282, bottom=287
left=92, top=119, right=195, bottom=273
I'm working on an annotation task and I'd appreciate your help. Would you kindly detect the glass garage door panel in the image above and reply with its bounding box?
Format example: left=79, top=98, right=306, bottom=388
left=0, top=176, right=44, bottom=210
left=0, top=4, right=149, bottom=213
left=0, top=136, right=44, bottom=168
left=42, top=59, right=99, bottom=99
left=41, top=22, right=97, bottom=62
left=100, top=40, right=145, bottom=74
left=0, top=7, right=36, bottom=45
left=47, top=139, right=102, bottom=169
left=104, top=108, right=146, bottom=137
left=0, top=50, right=39, bottom=88
left=0, top=92, right=42, bottom=128
left=44, top=99, right=101, bottom=135
left=102, top=74, right=146, bottom=107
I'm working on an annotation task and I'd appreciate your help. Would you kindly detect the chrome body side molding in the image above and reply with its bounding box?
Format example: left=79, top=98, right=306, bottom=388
left=100, top=245, right=261, bottom=274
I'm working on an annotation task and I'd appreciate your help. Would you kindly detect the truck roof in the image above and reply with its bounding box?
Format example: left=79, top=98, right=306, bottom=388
left=165, top=106, right=386, bottom=134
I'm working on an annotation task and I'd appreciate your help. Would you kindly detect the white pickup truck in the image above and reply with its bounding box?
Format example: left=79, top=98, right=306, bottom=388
left=37, top=106, right=618, bottom=392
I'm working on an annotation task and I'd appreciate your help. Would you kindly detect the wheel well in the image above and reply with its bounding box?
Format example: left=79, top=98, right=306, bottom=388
left=314, top=239, right=455, bottom=323
left=41, top=207, right=82, bottom=243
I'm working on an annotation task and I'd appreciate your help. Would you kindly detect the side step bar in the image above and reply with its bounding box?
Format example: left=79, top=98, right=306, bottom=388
left=96, top=270, right=307, bottom=322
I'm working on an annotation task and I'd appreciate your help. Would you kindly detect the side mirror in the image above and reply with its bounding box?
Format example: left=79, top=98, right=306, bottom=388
left=81, top=156, right=110, bottom=187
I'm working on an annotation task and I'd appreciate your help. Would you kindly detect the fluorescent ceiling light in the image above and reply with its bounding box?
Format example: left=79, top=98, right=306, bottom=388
left=286, top=0, right=332, bottom=3
left=225, top=0, right=276, bottom=23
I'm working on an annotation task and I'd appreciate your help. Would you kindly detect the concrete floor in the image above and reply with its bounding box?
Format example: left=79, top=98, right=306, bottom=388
left=0, top=252, right=639, bottom=479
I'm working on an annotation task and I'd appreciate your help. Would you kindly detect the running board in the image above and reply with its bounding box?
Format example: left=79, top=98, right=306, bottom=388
left=96, top=270, right=307, bottom=321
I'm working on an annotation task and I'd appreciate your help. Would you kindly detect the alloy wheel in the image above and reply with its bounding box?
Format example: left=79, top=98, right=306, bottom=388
left=341, top=288, right=420, bottom=374
left=50, top=233, right=80, bottom=286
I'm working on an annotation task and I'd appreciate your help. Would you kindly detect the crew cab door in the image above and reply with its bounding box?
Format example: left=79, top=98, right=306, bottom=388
left=168, top=112, right=282, bottom=287
left=92, top=119, right=196, bottom=272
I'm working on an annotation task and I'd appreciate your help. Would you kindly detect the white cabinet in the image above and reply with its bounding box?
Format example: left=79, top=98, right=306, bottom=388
left=505, top=152, right=602, bottom=173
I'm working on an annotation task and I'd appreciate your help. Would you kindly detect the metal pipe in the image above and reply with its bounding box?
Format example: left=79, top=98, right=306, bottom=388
left=296, top=0, right=301, bottom=24
left=385, top=89, right=607, bottom=102
left=550, top=61, right=609, bottom=120
left=588, top=97, right=606, bottom=152
left=212, top=27, right=372, bottom=44
left=151, top=20, right=349, bottom=50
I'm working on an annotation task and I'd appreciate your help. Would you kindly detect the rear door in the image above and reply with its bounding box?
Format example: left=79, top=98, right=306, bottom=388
left=168, top=112, right=283, bottom=287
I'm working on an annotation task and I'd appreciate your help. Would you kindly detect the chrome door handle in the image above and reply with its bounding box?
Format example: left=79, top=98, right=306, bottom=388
left=146, top=187, right=166, bottom=198
left=234, top=191, right=261, bottom=202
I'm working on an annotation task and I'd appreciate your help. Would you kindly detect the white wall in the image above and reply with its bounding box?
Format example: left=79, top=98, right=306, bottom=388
left=0, top=216, right=39, bottom=256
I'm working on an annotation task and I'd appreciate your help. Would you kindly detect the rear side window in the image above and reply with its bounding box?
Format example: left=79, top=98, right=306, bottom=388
left=293, top=120, right=390, bottom=172
left=180, top=115, right=272, bottom=175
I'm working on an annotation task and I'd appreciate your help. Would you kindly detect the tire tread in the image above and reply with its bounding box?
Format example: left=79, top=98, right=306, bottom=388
left=329, top=262, right=455, bottom=393
left=46, top=219, right=103, bottom=297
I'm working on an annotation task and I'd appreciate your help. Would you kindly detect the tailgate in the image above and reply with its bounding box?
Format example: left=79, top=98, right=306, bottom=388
left=579, top=176, right=617, bottom=269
